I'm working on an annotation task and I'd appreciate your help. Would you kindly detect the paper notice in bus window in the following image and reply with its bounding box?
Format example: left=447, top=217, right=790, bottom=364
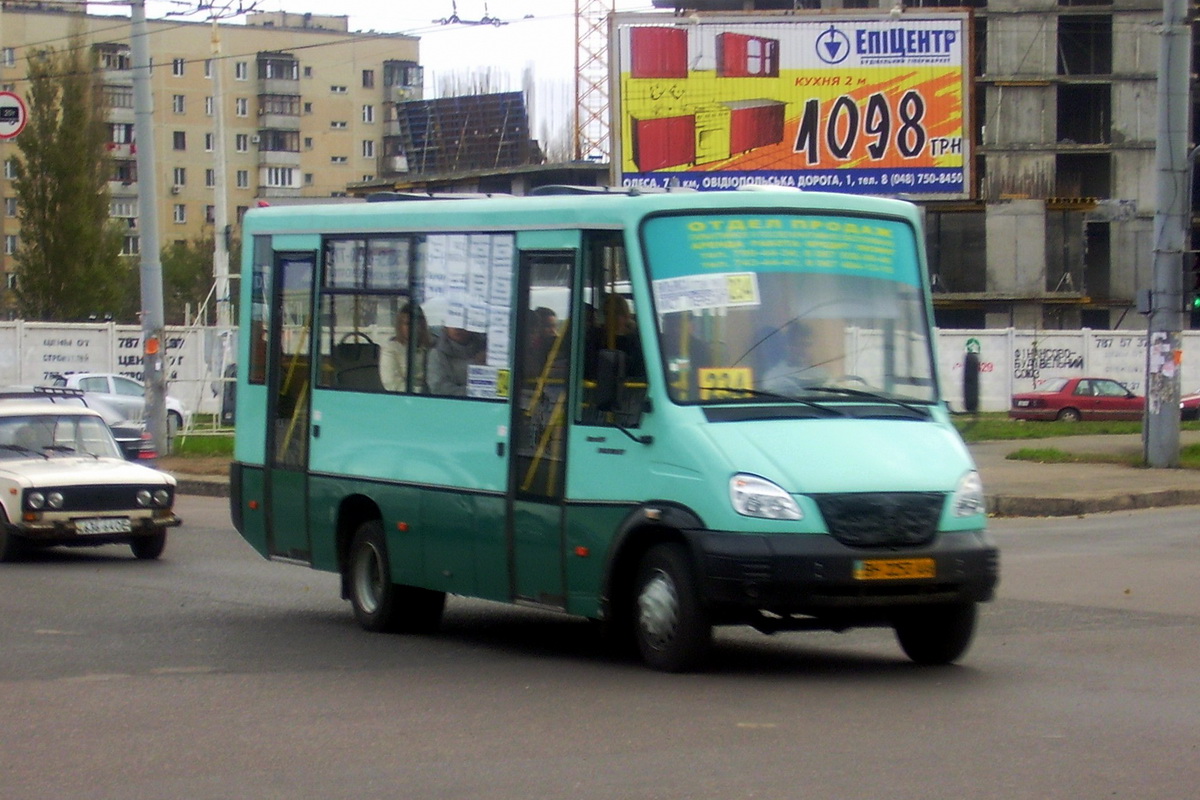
left=468, top=235, right=492, bottom=301
left=467, top=365, right=501, bottom=399
left=698, top=367, right=754, bottom=400
left=445, top=235, right=469, bottom=296
left=487, top=305, right=510, bottom=366
left=489, top=235, right=514, bottom=305
left=327, top=240, right=360, bottom=288
left=423, top=235, right=448, bottom=301
left=653, top=272, right=760, bottom=314
left=466, top=301, right=489, bottom=333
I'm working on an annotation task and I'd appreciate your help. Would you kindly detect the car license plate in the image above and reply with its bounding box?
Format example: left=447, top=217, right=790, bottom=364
left=853, top=558, right=936, bottom=581
left=1016, top=400, right=1030, bottom=407
left=76, top=517, right=132, bottom=535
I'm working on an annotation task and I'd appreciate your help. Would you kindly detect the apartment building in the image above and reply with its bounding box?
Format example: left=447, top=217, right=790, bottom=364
left=0, top=4, right=421, bottom=315
left=654, top=0, right=1198, bottom=331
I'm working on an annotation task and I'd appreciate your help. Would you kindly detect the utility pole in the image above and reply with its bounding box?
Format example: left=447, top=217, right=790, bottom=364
left=131, top=0, right=167, bottom=455
left=1144, top=0, right=1193, bottom=468
left=210, top=14, right=232, bottom=329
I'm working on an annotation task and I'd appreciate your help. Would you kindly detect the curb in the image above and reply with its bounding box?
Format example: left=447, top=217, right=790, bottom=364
left=175, top=477, right=230, bottom=498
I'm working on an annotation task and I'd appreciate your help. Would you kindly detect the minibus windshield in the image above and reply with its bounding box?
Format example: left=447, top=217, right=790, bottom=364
left=642, top=211, right=937, bottom=406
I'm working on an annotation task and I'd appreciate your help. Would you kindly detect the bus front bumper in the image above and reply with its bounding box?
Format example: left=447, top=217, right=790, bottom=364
left=683, top=529, right=998, bottom=621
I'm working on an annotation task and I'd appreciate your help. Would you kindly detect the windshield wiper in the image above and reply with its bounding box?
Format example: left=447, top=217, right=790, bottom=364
left=800, top=386, right=929, bottom=417
left=44, top=445, right=81, bottom=456
left=712, top=388, right=849, bottom=417
left=0, top=443, right=47, bottom=458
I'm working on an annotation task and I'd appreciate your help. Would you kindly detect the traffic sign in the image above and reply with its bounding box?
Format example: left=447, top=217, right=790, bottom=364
left=0, top=91, right=28, bottom=140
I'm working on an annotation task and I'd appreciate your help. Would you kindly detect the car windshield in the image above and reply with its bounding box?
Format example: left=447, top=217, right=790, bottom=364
left=0, top=414, right=123, bottom=459
left=643, top=211, right=937, bottom=405
left=1034, top=379, right=1069, bottom=393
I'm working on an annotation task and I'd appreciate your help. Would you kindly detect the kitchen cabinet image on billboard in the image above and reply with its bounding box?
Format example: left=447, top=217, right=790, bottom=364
left=612, top=12, right=971, bottom=198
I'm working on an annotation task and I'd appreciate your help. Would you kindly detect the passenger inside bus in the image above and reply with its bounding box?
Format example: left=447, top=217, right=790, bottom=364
left=756, top=320, right=828, bottom=394
left=379, top=303, right=430, bottom=393
left=427, top=325, right=486, bottom=396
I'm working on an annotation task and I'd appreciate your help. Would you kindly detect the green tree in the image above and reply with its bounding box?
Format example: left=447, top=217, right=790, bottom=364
left=160, top=236, right=241, bottom=325
left=12, top=35, right=128, bottom=321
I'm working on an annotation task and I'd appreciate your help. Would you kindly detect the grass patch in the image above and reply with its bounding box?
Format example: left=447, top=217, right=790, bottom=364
left=1006, top=443, right=1200, bottom=469
left=952, top=412, right=1200, bottom=443
left=172, top=433, right=233, bottom=458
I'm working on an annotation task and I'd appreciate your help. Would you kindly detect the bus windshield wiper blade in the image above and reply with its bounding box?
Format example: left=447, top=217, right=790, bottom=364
left=800, top=386, right=929, bottom=417
left=716, top=388, right=849, bottom=417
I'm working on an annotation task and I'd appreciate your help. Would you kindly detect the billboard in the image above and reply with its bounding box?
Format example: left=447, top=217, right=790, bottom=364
left=610, top=12, right=972, bottom=198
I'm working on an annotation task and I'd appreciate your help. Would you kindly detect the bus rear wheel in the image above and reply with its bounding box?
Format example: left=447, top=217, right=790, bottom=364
left=347, top=520, right=445, bottom=634
left=633, top=543, right=711, bottom=672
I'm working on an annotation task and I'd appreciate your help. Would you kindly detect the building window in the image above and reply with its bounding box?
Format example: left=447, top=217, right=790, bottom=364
left=103, top=85, right=134, bottom=109
left=362, top=104, right=374, bottom=123
left=172, top=58, right=185, bottom=77
left=173, top=167, right=187, bottom=186
left=206, top=205, right=215, bottom=223
left=304, top=66, right=313, bottom=78
left=330, top=85, right=348, bottom=94
left=111, top=123, right=134, bottom=144
left=330, top=120, right=347, bottom=129
left=259, top=94, right=300, bottom=116
left=259, top=130, right=300, bottom=152
left=235, top=97, right=248, bottom=117
left=122, top=236, right=140, bottom=256
left=304, top=173, right=314, bottom=185
left=205, top=132, right=214, bottom=151
left=4, top=158, right=17, bottom=180
left=304, top=137, right=313, bottom=150
left=265, top=167, right=296, bottom=188
left=304, top=102, right=313, bottom=114
left=205, top=96, right=214, bottom=116
left=331, top=156, right=348, bottom=163
left=235, top=133, right=249, bottom=152
left=112, top=160, right=137, bottom=183
left=173, top=204, right=186, bottom=223
left=236, top=169, right=249, bottom=188
left=362, top=69, right=375, bottom=88
left=6, top=273, right=16, bottom=290
left=361, top=175, right=374, bottom=182
left=204, top=59, right=212, bottom=79
left=4, top=235, right=17, bottom=255
left=173, top=131, right=186, bottom=150
left=2, top=48, right=15, bottom=67
left=205, top=168, right=216, bottom=187
left=172, top=94, right=185, bottom=114
left=235, top=61, right=247, bottom=80
left=361, top=140, right=375, bottom=158
left=5, top=197, right=17, bottom=217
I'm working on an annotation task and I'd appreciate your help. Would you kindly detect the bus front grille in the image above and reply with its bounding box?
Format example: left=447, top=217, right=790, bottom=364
left=812, top=492, right=944, bottom=548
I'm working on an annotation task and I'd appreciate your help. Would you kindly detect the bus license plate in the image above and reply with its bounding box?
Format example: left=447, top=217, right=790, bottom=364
left=77, top=517, right=132, bottom=535
left=853, top=558, right=936, bottom=581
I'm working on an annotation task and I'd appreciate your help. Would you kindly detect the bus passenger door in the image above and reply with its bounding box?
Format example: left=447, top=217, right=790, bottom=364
left=264, top=251, right=316, bottom=562
left=509, top=251, right=575, bottom=607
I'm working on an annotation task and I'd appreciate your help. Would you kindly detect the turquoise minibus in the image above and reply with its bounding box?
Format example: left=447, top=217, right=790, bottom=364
left=230, top=186, right=998, bottom=672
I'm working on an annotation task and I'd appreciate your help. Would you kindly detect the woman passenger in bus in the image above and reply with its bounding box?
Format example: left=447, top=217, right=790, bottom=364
left=427, top=325, right=486, bottom=396
left=379, top=303, right=430, bottom=393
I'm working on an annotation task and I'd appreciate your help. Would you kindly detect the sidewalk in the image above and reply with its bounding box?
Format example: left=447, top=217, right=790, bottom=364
left=168, top=432, right=1200, bottom=518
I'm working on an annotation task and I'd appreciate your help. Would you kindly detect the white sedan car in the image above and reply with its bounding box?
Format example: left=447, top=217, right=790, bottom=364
left=0, top=403, right=181, bottom=561
left=50, top=372, right=190, bottom=434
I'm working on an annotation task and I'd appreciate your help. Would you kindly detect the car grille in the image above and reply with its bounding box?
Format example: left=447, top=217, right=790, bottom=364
left=29, top=484, right=172, bottom=512
left=811, top=492, right=944, bottom=548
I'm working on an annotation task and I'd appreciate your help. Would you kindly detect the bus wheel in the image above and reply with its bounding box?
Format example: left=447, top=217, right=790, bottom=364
left=893, top=603, right=978, bottom=665
left=348, top=520, right=445, bottom=634
left=633, top=543, right=711, bottom=672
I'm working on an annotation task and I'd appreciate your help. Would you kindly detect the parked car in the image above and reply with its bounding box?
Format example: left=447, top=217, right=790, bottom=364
left=1181, top=393, right=1200, bottom=421
left=49, top=373, right=189, bottom=434
left=0, top=386, right=156, bottom=461
left=1009, top=377, right=1143, bottom=422
left=0, top=402, right=181, bottom=561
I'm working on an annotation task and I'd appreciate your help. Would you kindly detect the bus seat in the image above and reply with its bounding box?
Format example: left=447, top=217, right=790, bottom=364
left=333, top=337, right=383, bottom=392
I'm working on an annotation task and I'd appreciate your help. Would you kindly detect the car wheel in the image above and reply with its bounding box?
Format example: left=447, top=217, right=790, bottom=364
left=893, top=603, right=978, bottom=665
left=633, top=543, right=711, bottom=672
left=0, top=525, right=27, bottom=562
left=1056, top=407, right=1082, bottom=422
left=168, top=410, right=183, bottom=436
left=347, top=520, right=445, bottom=633
left=130, top=531, right=167, bottom=560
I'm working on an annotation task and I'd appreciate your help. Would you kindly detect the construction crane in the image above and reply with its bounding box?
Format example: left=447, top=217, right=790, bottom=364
left=574, top=0, right=614, bottom=162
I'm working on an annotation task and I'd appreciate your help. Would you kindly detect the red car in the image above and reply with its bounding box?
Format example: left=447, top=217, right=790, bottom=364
left=1009, top=377, right=1143, bottom=422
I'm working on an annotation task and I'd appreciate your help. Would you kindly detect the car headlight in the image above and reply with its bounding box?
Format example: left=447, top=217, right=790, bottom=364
left=47, top=491, right=65, bottom=509
left=951, top=471, right=986, bottom=517
left=27, top=491, right=45, bottom=510
left=136, top=489, right=152, bottom=507
left=153, top=489, right=171, bottom=507
left=730, top=474, right=803, bottom=520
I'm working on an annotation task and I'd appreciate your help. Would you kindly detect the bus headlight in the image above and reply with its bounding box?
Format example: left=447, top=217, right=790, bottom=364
left=730, top=474, right=802, bottom=520
left=952, top=471, right=986, bottom=517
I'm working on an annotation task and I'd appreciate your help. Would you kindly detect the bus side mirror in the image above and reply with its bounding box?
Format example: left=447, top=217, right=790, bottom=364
left=595, top=348, right=627, bottom=412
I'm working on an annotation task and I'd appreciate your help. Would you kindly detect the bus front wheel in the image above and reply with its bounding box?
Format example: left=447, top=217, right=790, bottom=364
left=348, top=520, right=445, bottom=634
left=893, top=603, right=978, bottom=665
left=633, top=543, right=711, bottom=672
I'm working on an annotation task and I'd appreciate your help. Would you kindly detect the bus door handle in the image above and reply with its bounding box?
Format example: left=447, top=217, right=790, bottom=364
left=312, top=424, right=320, bottom=438
left=496, top=441, right=504, bottom=457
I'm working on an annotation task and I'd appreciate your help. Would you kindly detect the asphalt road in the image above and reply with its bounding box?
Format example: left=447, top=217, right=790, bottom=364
left=1, top=496, right=1197, bottom=800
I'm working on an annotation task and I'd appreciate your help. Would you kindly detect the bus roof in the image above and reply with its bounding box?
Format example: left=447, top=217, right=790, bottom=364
left=242, top=187, right=923, bottom=237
